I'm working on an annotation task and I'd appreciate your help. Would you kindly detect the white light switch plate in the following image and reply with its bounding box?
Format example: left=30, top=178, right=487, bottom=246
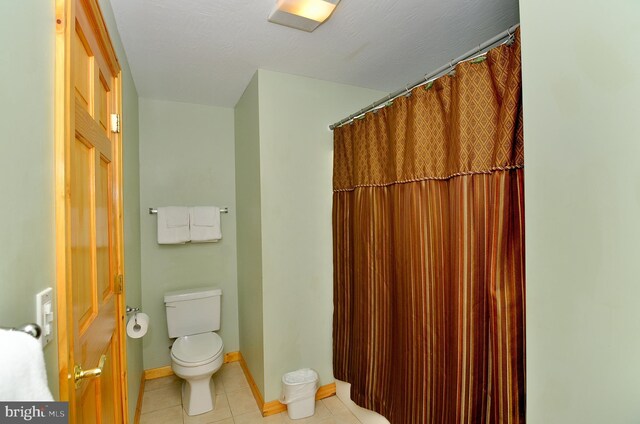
left=36, top=288, right=54, bottom=347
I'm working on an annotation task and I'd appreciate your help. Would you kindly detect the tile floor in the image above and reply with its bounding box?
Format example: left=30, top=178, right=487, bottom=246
left=140, top=362, right=362, bottom=424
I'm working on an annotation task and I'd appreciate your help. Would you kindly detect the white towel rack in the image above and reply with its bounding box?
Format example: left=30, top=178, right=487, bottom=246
left=149, top=207, right=229, bottom=215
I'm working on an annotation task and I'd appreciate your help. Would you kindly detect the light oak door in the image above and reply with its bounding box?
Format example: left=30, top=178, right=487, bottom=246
left=55, top=0, right=126, bottom=422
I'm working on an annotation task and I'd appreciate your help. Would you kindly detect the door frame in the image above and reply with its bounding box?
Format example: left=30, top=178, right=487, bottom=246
left=54, top=0, right=128, bottom=421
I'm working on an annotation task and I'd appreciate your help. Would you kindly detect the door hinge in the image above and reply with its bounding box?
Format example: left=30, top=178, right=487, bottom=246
left=115, top=274, right=124, bottom=294
left=110, top=114, right=121, bottom=133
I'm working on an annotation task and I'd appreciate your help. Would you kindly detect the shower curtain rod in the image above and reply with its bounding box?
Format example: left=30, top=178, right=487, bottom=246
left=329, top=23, right=520, bottom=130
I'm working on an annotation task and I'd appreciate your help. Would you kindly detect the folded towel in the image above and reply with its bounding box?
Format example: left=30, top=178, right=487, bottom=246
left=189, top=206, right=222, bottom=242
left=0, top=329, right=53, bottom=401
left=157, top=207, right=190, bottom=244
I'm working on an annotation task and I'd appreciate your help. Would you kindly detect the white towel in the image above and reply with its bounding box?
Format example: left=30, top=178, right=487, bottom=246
left=0, top=329, right=53, bottom=401
left=157, top=206, right=190, bottom=244
left=189, top=206, right=222, bottom=242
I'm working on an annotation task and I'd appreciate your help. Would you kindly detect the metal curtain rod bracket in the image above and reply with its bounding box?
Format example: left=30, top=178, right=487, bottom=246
left=1, top=323, right=42, bottom=339
left=149, top=207, right=229, bottom=214
left=329, top=23, right=520, bottom=130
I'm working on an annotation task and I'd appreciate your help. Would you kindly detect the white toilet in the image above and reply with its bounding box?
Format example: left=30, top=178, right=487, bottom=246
left=164, top=287, right=224, bottom=416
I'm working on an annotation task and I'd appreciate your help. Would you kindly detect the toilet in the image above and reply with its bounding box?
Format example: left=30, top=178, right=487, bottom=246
left=164, top=287, right=224, bottom=416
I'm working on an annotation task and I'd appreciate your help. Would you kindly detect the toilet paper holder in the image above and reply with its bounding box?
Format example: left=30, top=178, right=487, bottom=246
left=125, top=307, right=149, bottom=338
left=126, top=306, right=140, bottom=315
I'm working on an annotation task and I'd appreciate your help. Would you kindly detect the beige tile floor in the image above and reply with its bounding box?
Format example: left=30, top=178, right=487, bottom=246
left=140, top=362, right=362, bottom=424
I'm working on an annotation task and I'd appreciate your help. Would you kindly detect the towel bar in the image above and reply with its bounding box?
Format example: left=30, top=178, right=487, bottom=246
left=149, top=207, right=229, bottom=215
left=0, top=323, right=42, bottom=339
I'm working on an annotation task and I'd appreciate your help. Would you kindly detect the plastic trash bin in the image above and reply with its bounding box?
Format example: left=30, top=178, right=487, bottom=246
left=280, top=368, right=319, bottom=419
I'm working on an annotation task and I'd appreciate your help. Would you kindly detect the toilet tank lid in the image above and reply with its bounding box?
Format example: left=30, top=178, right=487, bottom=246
left=164, top=287, right=222, bottom=303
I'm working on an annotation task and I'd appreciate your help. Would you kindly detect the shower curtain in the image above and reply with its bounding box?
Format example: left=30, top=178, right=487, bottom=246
left=332, top=32, right=525, bottom=423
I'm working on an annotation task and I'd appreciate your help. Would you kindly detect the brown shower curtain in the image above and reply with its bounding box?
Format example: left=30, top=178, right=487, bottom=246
left=332, top=32, right=525, bottom=423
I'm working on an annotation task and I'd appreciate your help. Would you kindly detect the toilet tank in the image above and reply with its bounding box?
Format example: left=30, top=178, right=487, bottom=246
left=164, top=287, right=222, bottom=338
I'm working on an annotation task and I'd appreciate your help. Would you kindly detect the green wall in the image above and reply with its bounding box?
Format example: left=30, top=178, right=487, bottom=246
left=96, top=0, right=143, bottom=420
left=0, top=0, right=58, bottom=399
left=520, top=1, right=640, bottom=422
left=233, top=69, right=386, bottom=401
left=139, top=98, right=239, bottom=369
left=234, top=73, right=265, bottom=396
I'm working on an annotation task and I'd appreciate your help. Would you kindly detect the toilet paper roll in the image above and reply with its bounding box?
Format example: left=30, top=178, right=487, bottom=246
left=126, top=313, right=149, bottom=339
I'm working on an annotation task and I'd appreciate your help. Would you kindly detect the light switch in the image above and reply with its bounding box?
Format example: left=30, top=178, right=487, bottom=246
left=36, top=288, right=54, bottom=347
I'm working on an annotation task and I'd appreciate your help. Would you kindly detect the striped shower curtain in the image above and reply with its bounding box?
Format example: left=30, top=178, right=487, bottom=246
left=332, top=32, right=525, bottom=423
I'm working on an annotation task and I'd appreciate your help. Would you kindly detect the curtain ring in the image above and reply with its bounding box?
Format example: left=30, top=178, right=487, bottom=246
left=448, top=60, right=456, bottom=76
left=503, top=27, right=515, bottom=46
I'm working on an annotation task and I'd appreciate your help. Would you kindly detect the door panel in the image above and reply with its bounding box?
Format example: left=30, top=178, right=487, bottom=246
left=96, top=73, right=111, bottom=134
left=96, top=156, right=112, bottom=301
left=57, top=0, right=125, bottom=421
left=100, top=337, right=119, bottom=424
left=71, top=136, right=96, bottom=331
left=78, top=380, right=98, bottom=424
left=74, top=25, right=92, bottom=112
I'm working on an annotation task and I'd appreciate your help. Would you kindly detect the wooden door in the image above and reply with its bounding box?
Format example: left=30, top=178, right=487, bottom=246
left=55, top=0, right=127, bottom=422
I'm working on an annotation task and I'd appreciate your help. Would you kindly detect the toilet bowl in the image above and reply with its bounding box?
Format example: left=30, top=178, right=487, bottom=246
left=170, top=332, right=224, bottom=415
left=164, top=287, right=224, bottom=416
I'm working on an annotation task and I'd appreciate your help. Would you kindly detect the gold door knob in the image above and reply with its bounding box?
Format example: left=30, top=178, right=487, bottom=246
left=74, top=354, right=106, bottom=388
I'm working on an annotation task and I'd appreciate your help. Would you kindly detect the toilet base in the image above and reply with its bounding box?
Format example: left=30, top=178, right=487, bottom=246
left=172, top=354, right=223, bottom=416
left=171, top=340, right=224, bottom=415
left=182, top=377, right=216, bottom=416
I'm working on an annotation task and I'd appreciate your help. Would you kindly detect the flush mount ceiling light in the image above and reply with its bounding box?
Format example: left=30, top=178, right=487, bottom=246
left=268, top=0, right=341, bottom=32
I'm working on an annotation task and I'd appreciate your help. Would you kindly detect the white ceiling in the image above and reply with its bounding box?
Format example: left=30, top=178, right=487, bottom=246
left=110, top=0, right=519, bottom=108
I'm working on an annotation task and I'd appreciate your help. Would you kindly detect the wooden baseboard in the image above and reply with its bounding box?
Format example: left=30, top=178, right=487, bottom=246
left=143, top=366, right=174, bottom=380
left=143, top=351, right=241, bottom=381
left=224, top=351, right=241, bottom=363
left=235, top=355, right=337, bottom=418
left=261, top=382, right=336, bottom=417
left=134, top=373, right=145, bottom=424
left=316, top=383, right=337, bottom=400
left=236, top=354, right=281, bottom=417
left=263, top=399, right=287, bottom=416
left=238, top=354, right=265, bottom=413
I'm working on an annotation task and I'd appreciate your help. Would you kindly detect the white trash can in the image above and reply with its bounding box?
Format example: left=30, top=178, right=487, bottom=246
left=280, top=368, right=319, bottom=419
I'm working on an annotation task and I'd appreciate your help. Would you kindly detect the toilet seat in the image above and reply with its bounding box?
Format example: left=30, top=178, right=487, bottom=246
left=171, top=332, right=223, bottom=367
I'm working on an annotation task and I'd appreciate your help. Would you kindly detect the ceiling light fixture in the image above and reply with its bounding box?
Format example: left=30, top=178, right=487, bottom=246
left=268, top=0, right=340, bottom=32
